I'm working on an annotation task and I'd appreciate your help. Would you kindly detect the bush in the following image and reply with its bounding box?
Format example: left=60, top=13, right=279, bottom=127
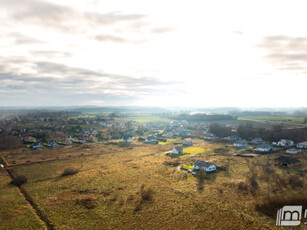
left=61, top=168, right=79, bottom=176
left=134, top=185, right=154, bottom=212
left=140, top=185, right=154, bottom=203
left=237, top=181, right=248, bottom=194
left=288, top=176, right=303, bottom=188
left=10, top=175, right=27, bottom=187
left=76, top=198, right=97, bottom=209
left=163, top=161, right=180, bottom=167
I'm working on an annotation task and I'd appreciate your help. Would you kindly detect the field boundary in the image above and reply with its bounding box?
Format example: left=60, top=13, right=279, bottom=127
left=5, top=167, right=54, bottom=230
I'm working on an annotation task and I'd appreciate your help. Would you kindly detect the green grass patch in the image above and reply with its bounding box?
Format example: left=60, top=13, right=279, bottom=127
left=181, top=164, right=194, bottom=170
left=125, top=116, right=174, bottom=123
left=183, top=147, right=206, bottom=155
left=159, top=138, right=182, bottom=145
left=239, top=116, right=305, bottom=124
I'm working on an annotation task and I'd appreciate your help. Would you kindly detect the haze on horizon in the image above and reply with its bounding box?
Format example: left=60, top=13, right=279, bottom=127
left=1, top=0, right=307, bottom=108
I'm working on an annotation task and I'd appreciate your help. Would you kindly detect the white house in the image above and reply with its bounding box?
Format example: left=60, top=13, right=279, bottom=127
left=145, top=136, right=157, bottom=143
left=183, top=140, right=192, bottom=146
left=122, top=136, right=132, bottom=143
left=30, top=142, right=43, bottom=149
left=172, top=147, right=183, bottom=154
left=204, top=133, right=216, bottom=140
left=286, top=148, right=302, bottom=154
left=277, top=139, right=294, bottom=147
left=256, top=144, right=272, bottom=152
left=46, top=140, right=57, bottom=147
left=234, top=139, right=248, bottom=147
left=252, top=138, right=263, bottom=145
left=297, top=141, right=307, bottom=149
left=193, top=160, right=216, bottom=172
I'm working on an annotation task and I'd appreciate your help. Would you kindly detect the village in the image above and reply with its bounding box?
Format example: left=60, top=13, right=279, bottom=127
left=1, top=111, right=306, bottom=171
left=0, top=109, right=306, bottom=229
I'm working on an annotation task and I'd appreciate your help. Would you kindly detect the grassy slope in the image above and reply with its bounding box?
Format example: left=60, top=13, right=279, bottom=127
left=9, top=142, right=304, bottom=230
left=0, top=170, right=46, bottom=230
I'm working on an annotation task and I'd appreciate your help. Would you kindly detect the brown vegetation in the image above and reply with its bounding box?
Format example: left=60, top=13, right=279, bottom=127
left=61, top=168, right=79, bottom=176
left=256, top=193, right=307, bottom=217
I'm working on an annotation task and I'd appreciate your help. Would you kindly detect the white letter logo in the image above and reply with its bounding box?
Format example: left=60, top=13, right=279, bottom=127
left=276, top=206, right=302, bottom=226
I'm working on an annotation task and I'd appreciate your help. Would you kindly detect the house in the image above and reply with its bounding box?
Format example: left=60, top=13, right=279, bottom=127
left=274, top=156, right=300, bottom=167
left=277, top=139, right=294, bottom=147
left=59, top=139, right=72, bottom=145
left=172, top=147, right=183, bottom=154
left=46, top=140, right=57, bottom=147
left=252, top=138, right=263, bottom=145
left=296, top=141, right=307, bottom=149
left=122, top=136, right=132, bottom=143
left=256, top=144, right=272, bottom=152
left=75, top=138, right=86, bottom=144
left=193, top=160, right=216, bottom=172
left=182, top=131, right=192, bottom=137
left=24, top=136, right=37, bottom=143
left=286, top=148, right=302, bottom=154
left=204, top=133, right=216, bottom=140
left=30, top=142, right=43, bottom=149
left=145, top=136, right=157, bottom=143
left=162, top=132, right=173, bottom=138
left=227, top=135, right=240, bottom=142
left=86, top=136, right=98, bottom=143
left=183, top=140, right=192, bottom=146
left=234, top=139, right=248, bottom=147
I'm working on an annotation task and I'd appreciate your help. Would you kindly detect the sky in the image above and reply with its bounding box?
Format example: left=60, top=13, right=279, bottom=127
left=1, top=0, right=307, bottom=107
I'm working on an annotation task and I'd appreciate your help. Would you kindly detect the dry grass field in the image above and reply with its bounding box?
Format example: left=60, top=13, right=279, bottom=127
left=1, top=140, right=306, bottom=229
left=0, top=169, right=46, bottom=229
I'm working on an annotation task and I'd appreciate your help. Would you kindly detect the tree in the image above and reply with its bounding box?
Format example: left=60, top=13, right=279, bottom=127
left=0, top=135, right=22, bottom=150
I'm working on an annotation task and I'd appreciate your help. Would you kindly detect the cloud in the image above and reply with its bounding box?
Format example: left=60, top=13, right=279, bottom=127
left=30, top=50, right=72, bottom=58
left=151, top=27, right=174, bottom=34
left=0, top=56, right=181, bottom=106
left=257, top=35, right=307, bottom=72
left=2, top=0, right=147, bottom=31
left=2, top=0, right=78, bottom=31
left=94, top=34, right=145, bottom=44
left=11, top=33, right=45, bottom=45
left=233, top=31, right=243, bottom=35
left=84, top=12, right=146, bottom=26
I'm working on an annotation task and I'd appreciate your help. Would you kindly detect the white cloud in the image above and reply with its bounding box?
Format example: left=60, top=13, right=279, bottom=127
left=1, top=0, right=307, bottom=107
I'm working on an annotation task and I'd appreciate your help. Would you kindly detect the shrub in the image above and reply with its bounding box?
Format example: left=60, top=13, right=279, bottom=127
left=76, top=198, right=97, bottom=209
left=288, top=176, right=303, bottom=188
left=61, top=168, right=79, bottom=176
left=140, top=185, right=154, bottom=203
left=10, top=175, right=27, bottom=187
left=237, top=181, right=248, bottom=194
left=134, top=185, right=154, bottom=212
left=163, top=161, right=180, bottom=167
